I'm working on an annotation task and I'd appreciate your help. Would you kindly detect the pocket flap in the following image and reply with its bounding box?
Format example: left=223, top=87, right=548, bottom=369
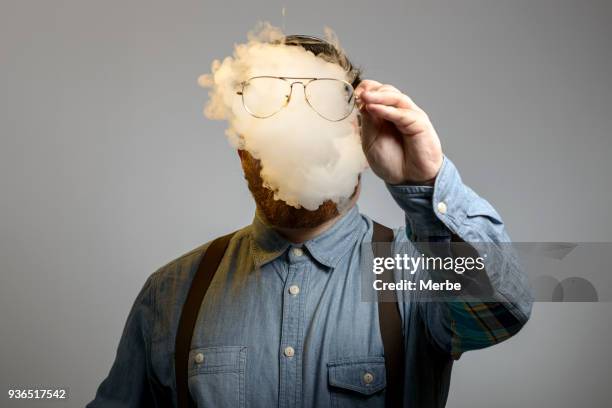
left=188, top=346, right=246, bottom=375
left=327, top=357, right=386, bottom=395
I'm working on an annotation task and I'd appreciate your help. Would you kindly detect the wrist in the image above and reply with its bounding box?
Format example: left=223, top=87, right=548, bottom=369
left=400, top=176, right=436, bottom=186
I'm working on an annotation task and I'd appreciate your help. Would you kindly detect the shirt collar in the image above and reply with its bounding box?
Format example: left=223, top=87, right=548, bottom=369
left=250, top=204, right=363, bottom=270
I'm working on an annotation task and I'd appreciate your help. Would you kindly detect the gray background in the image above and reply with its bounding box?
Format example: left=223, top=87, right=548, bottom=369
left=1, top=0, right=611, bottom=406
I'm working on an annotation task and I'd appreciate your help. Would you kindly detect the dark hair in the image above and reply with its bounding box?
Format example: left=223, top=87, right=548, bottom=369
left=279, top=34, right=362, bottom=88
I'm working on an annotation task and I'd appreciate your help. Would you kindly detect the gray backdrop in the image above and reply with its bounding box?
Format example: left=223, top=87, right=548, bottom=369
left=1, top=0, right=611, bottom=407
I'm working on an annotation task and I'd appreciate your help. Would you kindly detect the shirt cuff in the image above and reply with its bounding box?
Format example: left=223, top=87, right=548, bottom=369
left=385, top=155, right=469, bottom=240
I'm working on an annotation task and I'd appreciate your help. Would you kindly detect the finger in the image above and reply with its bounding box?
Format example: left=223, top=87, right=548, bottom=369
left=359, top=90, right=418, bottom=110
left=365, top=103, right=404, bottom=123
left=361, top=90, right=422, bottom=112
left=377, top=84, right=402, bottom=94
left=365, top=103, right=423, bottom=133
left=354, top=79, right=383, bottom=98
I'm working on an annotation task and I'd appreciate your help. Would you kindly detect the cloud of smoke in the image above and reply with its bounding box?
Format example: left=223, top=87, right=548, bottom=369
left=198, top=22, right=368, bottom=211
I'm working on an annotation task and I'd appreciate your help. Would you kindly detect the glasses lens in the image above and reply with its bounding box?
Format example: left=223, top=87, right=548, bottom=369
left=305, top=79, right=355, bottom=121
left=241, top=77, right=291, bottom=118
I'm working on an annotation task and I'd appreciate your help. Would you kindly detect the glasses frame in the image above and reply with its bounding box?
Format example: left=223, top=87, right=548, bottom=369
left=236, top=76, right=356, bottom=122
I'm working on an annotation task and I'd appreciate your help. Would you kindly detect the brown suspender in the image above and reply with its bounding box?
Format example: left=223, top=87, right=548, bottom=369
left=175, top=231, right=236, bottom=408
left=174, top=222, right=402, bottom=408
left=372, top=222, right=405, bottom=408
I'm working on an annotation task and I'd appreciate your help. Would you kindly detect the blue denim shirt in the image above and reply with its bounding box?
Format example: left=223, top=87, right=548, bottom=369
left=88, top=156, right=532, bottom=408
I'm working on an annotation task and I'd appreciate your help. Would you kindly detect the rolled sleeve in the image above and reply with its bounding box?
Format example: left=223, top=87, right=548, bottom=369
left=385, top=156, right=473, bottom=241
left=388, top=155, right=533, bottom=356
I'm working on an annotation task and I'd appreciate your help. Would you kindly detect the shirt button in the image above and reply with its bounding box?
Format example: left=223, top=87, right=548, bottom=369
left=291, top=247, right=304, bottom=257
left=289, top=285, right=300, bottom=295
left=194, top=353, right=204, bottom=364
left=436, top=201, right=447, bottom=214
left=284, top=346, right=295, bottom=357
left=363, top=372, right=374, bottom=384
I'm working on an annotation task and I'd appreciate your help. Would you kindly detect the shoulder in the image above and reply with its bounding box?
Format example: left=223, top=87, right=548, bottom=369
left=136, top=226, right=252, bottom=342
left=357, top=211, right=409, bottom=244
left=151, top=225, right=251, bottom=281
left=149, top=225, right=252, bottom=291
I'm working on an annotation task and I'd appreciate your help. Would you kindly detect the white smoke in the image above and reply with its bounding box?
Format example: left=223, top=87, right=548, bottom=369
left=198, top=22, right=368, bottom=211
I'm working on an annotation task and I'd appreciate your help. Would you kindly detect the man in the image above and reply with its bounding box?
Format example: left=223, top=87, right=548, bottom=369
left=88, top=34, right=532, bottom=407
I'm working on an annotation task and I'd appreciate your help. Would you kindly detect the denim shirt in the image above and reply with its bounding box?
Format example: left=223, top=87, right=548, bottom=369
left=87, top=156, right=533, bottom=408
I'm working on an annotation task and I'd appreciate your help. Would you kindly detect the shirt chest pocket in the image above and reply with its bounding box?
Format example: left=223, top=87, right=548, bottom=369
left=188, top=346, right=247, bottom=408
left=327, top=356, right=387, bottom=408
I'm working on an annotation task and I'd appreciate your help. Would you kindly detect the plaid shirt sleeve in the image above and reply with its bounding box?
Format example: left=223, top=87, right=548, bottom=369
left=386, top=155, right=534, bottom=358
left=446, top=300, right=526, bottom=358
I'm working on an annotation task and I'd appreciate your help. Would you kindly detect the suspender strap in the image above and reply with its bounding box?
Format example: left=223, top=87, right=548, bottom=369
left=175, top=231, right=236, bottom=408
left=372, top=221, right=405, bottom=407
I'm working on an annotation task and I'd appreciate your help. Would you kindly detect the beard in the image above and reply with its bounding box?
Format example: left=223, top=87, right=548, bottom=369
left=240, top=150, right=359, bottom=229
